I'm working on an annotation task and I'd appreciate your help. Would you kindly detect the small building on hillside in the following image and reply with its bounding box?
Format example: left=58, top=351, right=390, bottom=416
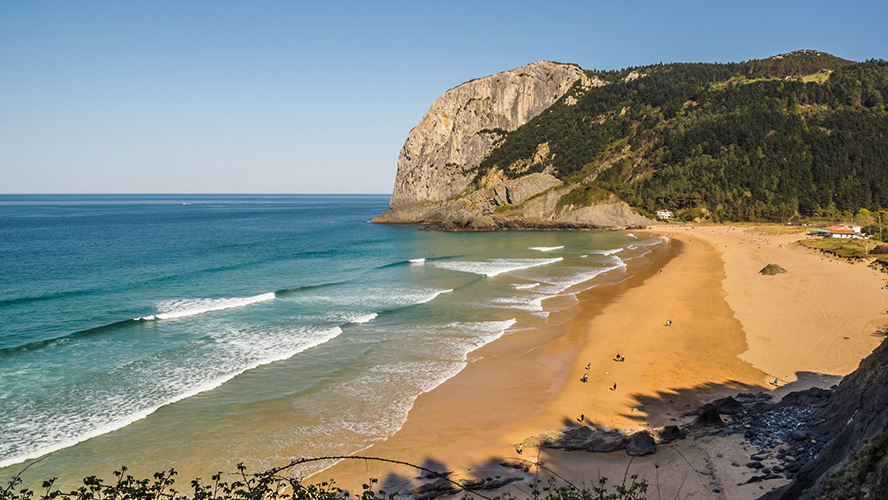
left=655, top=210, right=673, bottom=219
left=813, top=224, right=866, bottom=239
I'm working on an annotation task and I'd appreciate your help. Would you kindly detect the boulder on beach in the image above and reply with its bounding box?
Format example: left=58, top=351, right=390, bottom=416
left=760, top=263, right=787, bottom=275
left=626, top=430, right=656, bottom=456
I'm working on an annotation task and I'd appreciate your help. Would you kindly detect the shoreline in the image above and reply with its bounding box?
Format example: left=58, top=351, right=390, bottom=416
left=319, top=225, right=888, bottom=498
left=319, top=233, right=680, bottom=488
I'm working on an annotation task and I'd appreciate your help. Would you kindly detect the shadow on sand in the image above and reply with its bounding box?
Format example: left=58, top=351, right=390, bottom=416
left=337, top=372, right=843, bottom=499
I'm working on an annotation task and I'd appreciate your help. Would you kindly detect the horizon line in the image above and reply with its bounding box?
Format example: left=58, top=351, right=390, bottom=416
left=0, top=193, right=391, bottom=196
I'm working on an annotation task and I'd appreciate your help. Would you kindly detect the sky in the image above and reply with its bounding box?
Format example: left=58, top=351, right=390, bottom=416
left=2, top=1, right=887, bottom=194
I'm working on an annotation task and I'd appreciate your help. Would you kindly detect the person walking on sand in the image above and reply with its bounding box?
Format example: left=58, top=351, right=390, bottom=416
left=581, top=373, right=589, bottom=383
left=612, top=382, right=617, bottom=391
left=577, top=413, right=584, bottom=423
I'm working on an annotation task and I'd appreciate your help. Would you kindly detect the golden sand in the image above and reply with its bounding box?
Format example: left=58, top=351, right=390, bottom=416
left=320, top=225, right=888, bottom=498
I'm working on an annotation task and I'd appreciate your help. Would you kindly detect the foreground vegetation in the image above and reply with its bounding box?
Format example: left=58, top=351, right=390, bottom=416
left=476, top=50, right=888, bottom=222
left=1, top=458, right=649, bottom=500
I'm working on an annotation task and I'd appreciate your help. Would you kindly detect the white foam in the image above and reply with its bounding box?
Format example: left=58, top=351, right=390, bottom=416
left=535, top=261, right=627, bottom=296
left=408, top=258, right=426, bottom=264
left=433, top=258, right=563, bottom=277
left=416, top=289, right=452, bottom=304
left=627, top=233, right=637, bottom=239
left=349, top=313, right=378, bottom=324
left=308, top=319, right=518, bottom=462
left=137, top=293, right=275, bottom=321
left=491, top=296, right=546, bottom=312
left=529, top=245, right=564, bottom=252
left=591, top=248, right=623, bottom=256
left=0, top=325, right=343, bottom=469
left=512, top=282, right=541, bottom=290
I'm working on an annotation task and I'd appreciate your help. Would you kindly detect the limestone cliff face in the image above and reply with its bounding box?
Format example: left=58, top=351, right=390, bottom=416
left=390, top=61, right=593, bottom=210
left=374, top=61, right=652, bottom=229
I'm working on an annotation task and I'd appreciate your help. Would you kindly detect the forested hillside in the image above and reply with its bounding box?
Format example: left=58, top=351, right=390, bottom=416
left=475, top=50, right=888, bottom=221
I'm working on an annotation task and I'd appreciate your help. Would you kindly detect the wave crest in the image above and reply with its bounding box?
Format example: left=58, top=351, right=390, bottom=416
left=137, top=293, right=275, bottom=321
left=432, top=258, right=563, bottom=277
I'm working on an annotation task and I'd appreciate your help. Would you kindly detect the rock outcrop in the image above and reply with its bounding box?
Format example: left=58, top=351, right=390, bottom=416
left=389, top=61, right=595, bottom=210
left=517, top=424, right=684, bottom=456
left=373, top=61, right=650, bottom=229
left=762, top=336, right=888, bottom=499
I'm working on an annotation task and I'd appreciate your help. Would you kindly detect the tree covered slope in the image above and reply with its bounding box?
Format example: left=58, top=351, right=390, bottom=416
left=474, top=50, right=888, bottom=222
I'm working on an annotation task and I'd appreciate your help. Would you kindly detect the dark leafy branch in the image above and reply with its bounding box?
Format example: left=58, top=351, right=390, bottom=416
left=2, top=456, right=649, bottom=500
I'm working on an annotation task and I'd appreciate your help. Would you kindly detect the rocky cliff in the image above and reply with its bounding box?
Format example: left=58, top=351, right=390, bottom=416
left=373, top=61, right=651, bottom=229
left=758, top=333, right=888, bottom=499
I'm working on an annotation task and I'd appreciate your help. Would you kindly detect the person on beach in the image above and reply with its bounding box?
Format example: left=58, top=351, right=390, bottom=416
left=612, top=382, right=617, bottom=391
left=585, top=362, right=591, bottom=370
left=577, top=413, right=584, bottom=423
left=581, top=373, right=588, bottom=383
left=516, top=444, right=523, bottom=454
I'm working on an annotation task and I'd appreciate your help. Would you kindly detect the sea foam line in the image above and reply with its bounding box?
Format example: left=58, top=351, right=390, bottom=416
left=349, top=313, right=378, bottom=324
left=416, top=289, right=452, bottom=303
left=0, top=326, right=344, bottom=469
left=591, top=248, right=623, bottom=256
left=137, top=293, right=275, bottom=321
left=347, top=319, right=518, bottom=438
left=529, top=245, right=564, bottom=252
left=433, top=258, right=563, bottom=278
left=512, top=282, right=541, bottom=290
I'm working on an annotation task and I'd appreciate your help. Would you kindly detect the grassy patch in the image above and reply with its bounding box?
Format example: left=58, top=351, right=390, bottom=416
left=747, top=225, right=810, bottom=236
left=555, top=184, right=613, bottom=211
left=797, top=237, right=886, bottom=259
left=708, top=76, right=774, bottom=91
left=801, top=72, right=831, bottom=84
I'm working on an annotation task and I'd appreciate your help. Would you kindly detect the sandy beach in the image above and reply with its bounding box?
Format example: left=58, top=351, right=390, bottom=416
left=319, top=225, right=888, bottom=498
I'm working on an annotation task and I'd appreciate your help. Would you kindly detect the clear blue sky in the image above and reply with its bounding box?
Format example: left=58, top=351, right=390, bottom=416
left=2, top=1, right=886, bottom=194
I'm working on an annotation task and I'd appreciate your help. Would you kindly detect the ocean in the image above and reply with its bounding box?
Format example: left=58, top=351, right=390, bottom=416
left=0, top=194, right=658, bottom=483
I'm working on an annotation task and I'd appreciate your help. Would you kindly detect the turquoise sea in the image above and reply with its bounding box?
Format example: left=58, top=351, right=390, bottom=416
left=0, top=194, right=659, bottom=483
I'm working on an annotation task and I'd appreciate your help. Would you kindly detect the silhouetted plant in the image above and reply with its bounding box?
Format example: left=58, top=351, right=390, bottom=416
left=2, top=457, right=650, bottom=500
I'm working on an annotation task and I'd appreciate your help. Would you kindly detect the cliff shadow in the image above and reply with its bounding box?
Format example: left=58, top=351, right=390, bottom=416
left=614, top=371, right=841, bottom=426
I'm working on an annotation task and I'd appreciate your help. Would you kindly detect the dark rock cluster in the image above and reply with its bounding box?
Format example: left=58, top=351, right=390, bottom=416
left=518, top=424, right=684, bottom=457
left=423, top=218, right=648, bottom=232
left=410, top=472, right=521, bottom=500
left=725, top=389, right=830, bottom=484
